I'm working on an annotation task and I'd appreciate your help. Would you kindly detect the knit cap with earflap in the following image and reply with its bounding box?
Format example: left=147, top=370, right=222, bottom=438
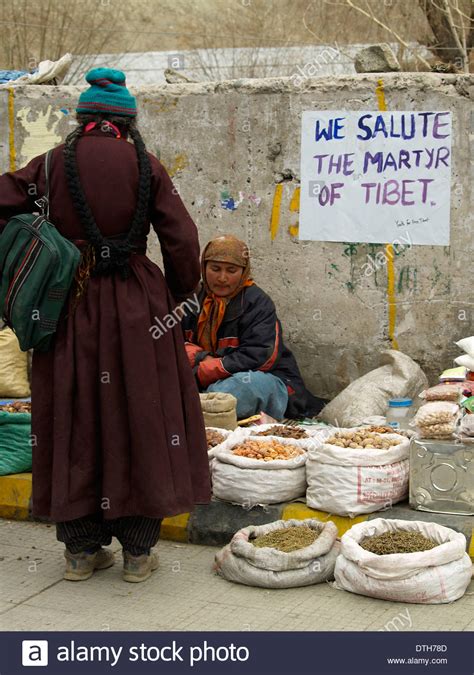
left=76, top=67, right=137, bottom=117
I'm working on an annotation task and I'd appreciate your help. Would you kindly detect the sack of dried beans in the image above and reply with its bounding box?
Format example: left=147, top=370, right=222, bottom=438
left=334, top=518, right=472, bottom=604
left=306, top=428, right=410, bottom=517
left=211, top=428, right=314, bottom=506
left=214, top=518, right=339, bottom=588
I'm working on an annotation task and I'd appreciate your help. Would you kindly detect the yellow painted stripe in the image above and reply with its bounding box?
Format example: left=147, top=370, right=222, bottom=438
left=281, top=502, right=368, bottom=537
left=8, top=87, right=16, bottom=172
left=160, top=512, right=190, bottom=542
left=289, top=186, right=300, bottom=212
left=386, top=243, right=399, bottom=349
left=469, top=528, right=474, bottom=561
left=375, top=78, right=387, bottom=112
left=288, top=187, right=300, bottom=237
left=288, top=224, right=299, bottom=237
left=376, top=79, right=398, bottom=350
left=270, top=184, right=283, bottom=241
left=0, top=473, right=31, bottom=520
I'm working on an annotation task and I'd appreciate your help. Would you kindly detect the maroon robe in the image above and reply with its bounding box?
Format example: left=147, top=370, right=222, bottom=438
left=0, top=127, right=211, bottom=521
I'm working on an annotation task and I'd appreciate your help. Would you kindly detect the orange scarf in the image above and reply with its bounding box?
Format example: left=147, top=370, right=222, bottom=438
left=196, top=235, right=254, bottom=354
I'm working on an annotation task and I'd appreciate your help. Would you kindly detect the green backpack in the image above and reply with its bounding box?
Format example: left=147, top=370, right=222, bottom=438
left=0, top=150, right=81, bottom=352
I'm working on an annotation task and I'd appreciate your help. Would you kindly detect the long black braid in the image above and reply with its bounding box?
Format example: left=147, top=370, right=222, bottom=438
left=63, top=114, right=151, bottom=280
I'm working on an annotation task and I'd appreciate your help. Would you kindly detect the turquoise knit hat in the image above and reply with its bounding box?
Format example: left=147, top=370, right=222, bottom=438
left=76, top=67, right=137, bottom=117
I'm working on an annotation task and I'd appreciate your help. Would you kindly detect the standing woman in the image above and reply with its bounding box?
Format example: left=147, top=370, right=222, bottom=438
left=0, top=68, right=211, bottom=582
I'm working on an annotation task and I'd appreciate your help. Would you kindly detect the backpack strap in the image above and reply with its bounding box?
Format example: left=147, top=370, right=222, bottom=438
left=35, top=149, right=52, bottom=219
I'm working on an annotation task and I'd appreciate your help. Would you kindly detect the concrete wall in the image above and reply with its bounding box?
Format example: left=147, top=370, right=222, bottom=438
left=1, top=73, right=473, bottom=398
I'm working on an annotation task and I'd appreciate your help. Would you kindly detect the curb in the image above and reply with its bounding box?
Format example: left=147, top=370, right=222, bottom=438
left=0, top=473, right=31, bottom=520
left=1, top=472, right=472, bottom=557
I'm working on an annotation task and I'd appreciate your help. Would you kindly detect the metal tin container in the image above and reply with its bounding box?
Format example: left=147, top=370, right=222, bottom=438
left=409, top=437, right=473, bottom=516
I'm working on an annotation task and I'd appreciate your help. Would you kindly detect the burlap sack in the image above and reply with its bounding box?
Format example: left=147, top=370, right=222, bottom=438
left=0, top=328, right=30, bottom=398
left=200, top=392, right=237, bottom=430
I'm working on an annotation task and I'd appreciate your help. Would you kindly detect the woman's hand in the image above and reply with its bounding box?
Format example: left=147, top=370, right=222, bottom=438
left=185, top=342, right=205, bottom=368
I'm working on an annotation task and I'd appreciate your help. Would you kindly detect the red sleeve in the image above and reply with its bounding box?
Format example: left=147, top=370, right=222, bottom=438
left=149, top=154, right=201, bottom=299
left=0, top=154, right=45, bottom=232
left=197, top=357, right=230, bottom=388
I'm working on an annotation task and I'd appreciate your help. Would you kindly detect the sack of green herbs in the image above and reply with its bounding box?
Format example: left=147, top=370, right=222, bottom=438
left=334, top=518, right=472, bottom=604
left=214, top=518, right=339, bottom=588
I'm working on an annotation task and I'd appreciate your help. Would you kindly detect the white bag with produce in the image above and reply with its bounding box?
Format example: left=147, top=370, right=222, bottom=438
left=248, top=423, right=312, bottom=441
left=306, top=428, right=410, bottom=517
left=248, top=422, right=335, bottom=444
left=211, top=428, right=311, bottom=506
left=214, top=518, right=340, bottom=588
left=205, top=427, right=233, bottom=459
left=334, top=518, right=472, bottom=604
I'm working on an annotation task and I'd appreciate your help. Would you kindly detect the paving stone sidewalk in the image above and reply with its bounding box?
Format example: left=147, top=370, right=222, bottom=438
left=0, top=521, right=472, bottom=632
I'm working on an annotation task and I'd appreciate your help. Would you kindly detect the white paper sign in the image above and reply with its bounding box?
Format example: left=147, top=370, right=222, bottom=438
left=299, top=111, right=452, bottom=245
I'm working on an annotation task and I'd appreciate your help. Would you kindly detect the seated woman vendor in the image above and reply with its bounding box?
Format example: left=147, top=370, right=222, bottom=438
left=182, top=235, right=325, bottom=420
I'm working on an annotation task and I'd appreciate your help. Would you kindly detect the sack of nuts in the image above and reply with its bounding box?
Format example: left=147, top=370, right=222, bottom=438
left=205, top=427, right=233, bottom=461
left=214, top=518, right=340, bottom=588
left=306, top=427, right=410, bottom=517
left=211, top=428, right=314, bottom=506
left=413, top=401, right=460, bottom=439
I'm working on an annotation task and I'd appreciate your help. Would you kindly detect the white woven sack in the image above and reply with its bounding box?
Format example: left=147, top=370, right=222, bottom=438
left=334, top=518, right=472, bottom=604
left=320, top=350, right=428, bottom=427
left=212, top=428, right=308, bottom=506
left=230, top=518, right=338, bottom=571
left=215, top=519, right=340, bottom=588
left=306, top=432, right=409, bottom=517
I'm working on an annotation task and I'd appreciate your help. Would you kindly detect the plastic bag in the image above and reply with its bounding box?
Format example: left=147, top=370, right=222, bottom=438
left=333, top=518, right=472, bottom=604
left=413, top=401, right=459, bottom=426
left=454, top=354, right=474, bottom=371
left=0, top=328, right=30, bottom=398
left=214, top=518, right=339, bottom=588
left=455, top=336, right=474, bottom=357
left=461, top=397, right=474, bottom=414
left=416, top=422, right=456, bottom=439
left=459, top=414, right=474, bottom=437
left=419, top=383, right=462, bottom=402
left=461, top=381, right=474, bottom=397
